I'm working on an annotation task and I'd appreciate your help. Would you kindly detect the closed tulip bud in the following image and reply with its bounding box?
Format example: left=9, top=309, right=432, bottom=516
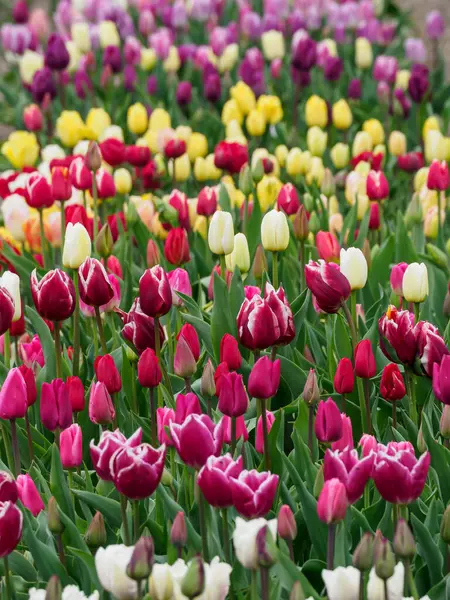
left=248, top=357, right=281, bottom=400
left=307, top=126, right=328, bottom=157
left=290, top=581, right=306, bottom=600
left=16, top=473, right=45, bottom=517
left=181, top=556, right=205, bottom=599
left=138, top=348, right=162, bottom=388
left=313, top=465, right=324, bottom=498
left=0, top=367, right=28, bottom=420
left=417, top=422, right=427, bottom=454
left=252, top=159, right=265, bottom=184
left=320, top=169, right=335, bottom=197
left=353, top=533, right=374, bottom=571
left=208, top=211, right=234, bottom=255
left=315, top=398, right=343, bottom=442
left=278, top=505, right=297, bottom=541
left=45, top=575, right=62, bottom=600
left=85, top=141, right=102, bottom=172
left=340, top=248, right=368, bottom=290
left=256, top=524, right=278, bottom=568
left=293, top=206, right=309, bottom=241
left=171, top=512, right=187, bottom=548
left=332, top=100, right=352, bottom=130
left=402, top=262, right=428, bottom=303
left=62, top=222, right=91, bottom=269
left=60, top=424, right=82, bottom=469
left=218, top=371, right=248, bottom=417
left=388, top=131, right=407, bottom=156
left=305, top=95, right=328, bottom=129
left=146, top=240, right=160, bottom=268
left=0, top=500, right=23, bottom=558
left=356, top=37, right=373, bottom=69
left=95, top=223, right=113, bottom=258
left=355, top=340, right=376, bottom=379
left=174, top=336, right=197, bottom=380
left=374, top=538, right=396, bottom=581
left=66, top=376, right=85, bottom=413
left=127, top=536, right=154, bottom=581
left=317, top=478, right=347, bottom=524
left=316, top=231, right=340, bottom=263
left=427, top=159, right=449, bottom=191
left=48, top=496, right=64, bottom=534
left=114, top=168, right=132, bottom=194
left=220, top=334, right=242, bottom=371
left=308, top=212, right=321, bottom=235
left=226, top=233, right=250, bottom=274
left=252, top=245, right=268, bottom=279
left=334, top=358, right=354, bottom=394
left=85, top=512, right=107, bottom=549
left=302, top=369, right=320, bottom=405
left=393, top=519, right=416, bottom=559
left=440, top=505, right=450, bottom=544
left=261, top=209, right=289, bottom=252
left=440, top=405, right=450, bottom=438
left=89, top=382, right=115, bottom=425
left=94, top=354, right=122, bottom=394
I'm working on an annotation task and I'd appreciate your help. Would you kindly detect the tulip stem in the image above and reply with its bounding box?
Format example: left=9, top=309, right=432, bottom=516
left=392, top=401, right=397, bottom=430
left=384, top=580, right=390, bottom=600
left=308, top=404, right=314, bottom=456
left=25, top=412, right=35, bottom=464
left=363, top=379, right=372, bottom=435
left=60, top=200, right=66, bottom=251
left=219, top=255, right=227, bottom=282
left=1, top=423, right=15, bottom=478
left=3, top=329, right=10, bottom=370
left=404, top=558, right=419, bottom=600
left=94, top=307, right=108, bottom=354
left=120, top=494, right=131, bottom=546
left=149, top=388, right=157, bottom=446
left=413, top=303, right=420, bottom=324
left=10, top=419, right=20, bottom=477
left=405, top=369, right=418, bottom=427
left=250, top=569, right=258, bottom=600
left=154, top=317, right=161, bottom=359
left=38, top=209, right=48, bottom=270
left=359, top=571, right=364, bottom=600
left=3, top=556, right=12, bottom=600
left=260, top=567, right=269, bottom=600
left=342, top=302, right=357, bottom=350
left=243, top=196, right=249, bottom=236
left=231, top=417, right=237, bottom=456
left=272, top=252, right=279, bottom=289
left=196, top=481, right=209, bottom=561
left=92, top=172, right=99, bottom=254
left=327, top=523, right=336, bottom=570
left=133, top=501, right=140, bottom=543
left=299, top=240, right=305, bottom=291
left=221, top=509, right=232, bottom=564
left=72, top=270, right=80, bottom=377
left=54, top=322, right=62, bottom=380
left=259, top=399, right=271, bottom=471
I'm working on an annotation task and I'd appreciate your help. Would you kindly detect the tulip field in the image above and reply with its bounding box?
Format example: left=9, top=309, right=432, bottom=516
left=1, top=0, right=450, bottom=599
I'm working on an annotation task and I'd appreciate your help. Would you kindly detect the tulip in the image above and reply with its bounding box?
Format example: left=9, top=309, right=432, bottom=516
left=111, top=442, right=166, bottom=500
left=60, top=424, right=82, bottom=469
left=218, top=372, right=248, bottom=418
left=416, top=320, right=449, bottom=376
left=277, top=505, right=297, bottom=543
left=230, top=469, right=279, bottom=519
left=0, top=367, right=27, bottom=420
left=197, top=187, right=217, bottom=217
left=223, top=415, right=248, bottom=446
left=433, top=355, right=450, bottom=404
left=237, top=294, right=280, bottom=350
left=322, top=566, right=361, bottom=600
left=138, top=348, right=162, bottom=389
left=174, top=336, right=197, bottom=380
left=380, top=363, right=406, bottom=402
left=354, top=340, right=376, bottom=379
left=340, top=248, right=368, bottom=291
left=334, top=358, right=355, bottom=395
left=126, top=145, right=151, bottom=167
left=390, top=263, right=408, bottom=296
left=40, top=379, right=72, bottom=433
left=324, top=449, right=374, bottom=504
left=95, top=545, right=138, bottom=600
left=248, top=357, right=280, bottom=400
left=276, top=184, right=300, bottom=216
left=214, top=141, right=248, bottom=174
left=146, top=240, right=160, bottom=269
left=51, top=167, right=72, bottom=202
left=366, top=170, right=389, bottom=200
left=208, top=211, right=234, bottom=255
left=26, top=172, right=54, bottom=209
left=264, top=284, right=296, bottom=345
left=305, top=261, right=351, bottom=314
left=16, top=474, right=45, bottom=517
left=261, top=209, right=289, bottom=252
left=19, top=335, right=44, bottom=369
left=316, top=231, right=340, bottom=263
left=174, top=394, right=201, bottom=425
left=378, top=306, right=418, bottom=366
left=219, top=334, right=242, bottom=371
left=156, top=407, right=175, bottom=447
left=139, top=266, right=172, bottom=319
left=0, top=287, right=14, bottom=336
left=402, top=262, right=429, bottom=303
left=0, top=272, right=20, bottom=323
left=255, top=410, right=275, bottom=454
left=317, top=478, right=348, bottom=525
left=233, top=516, right=278, bottom=570
left=0, top=501, right=23, bottom=558
left=127, top=536, right=154, bottom=582
left=62, top=223, right=91, bottom=269
left=94, top=354, right=122, bottom=394
left=315, top=398, right=343, bottom=443
left=302, top=369, right=320, bottom=406
left=31, top=268, right=76, bottom=322
left=225, top=233, right=250, bottom=274
left=66, top=376, right=85, bottom=413
left=331, top=414, right=354, bottom=452
left=122, top=299, right=165, bottom=355
left=427, top=159, right=449, bottom=191
left=0, top=472, right=17, bottom=504
left=78, top=258, right=114, bottom=307
left=197, top=454, right=243, bottom=508
left=89, top=382, right=115, bottom=426
left=90, top=428, right=142, bottom=482
left=373, top=446, right=430, bottom=504
left=100, top=138, right=126, bottom=167
left=164, top=228, right=190, bottom=266
left=170, top=414, right=224, bottom=470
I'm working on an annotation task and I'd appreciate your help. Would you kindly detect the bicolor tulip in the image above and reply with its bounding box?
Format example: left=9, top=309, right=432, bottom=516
left=79, top=258, right=114, bottom=307
left=90, top=428, right=143, bottom=482
left=264, top=283, right=296, bottom=345
left=157, top=407, right=175, bottom=446
left=31, top=268, right=76, bottom=322
left=167, top=268, right=192, bottom=307
left=0, top=472, right=17, bottom=503
left=237, top=294, right=280, bottom=350
left=230, top=469, right=279, bottom=519
left=139, top=266, right=172, bottom=318
left=305, top=261, right=351, bottom=314
left=110, top=442, right=166, bottom=500
left=122, top=299, right=165, bottom=355
left=324, top=449, right=374, bottom=504
left=0, top=501, right=23, bottom=557
left=197, top=454, right=243, bottom=508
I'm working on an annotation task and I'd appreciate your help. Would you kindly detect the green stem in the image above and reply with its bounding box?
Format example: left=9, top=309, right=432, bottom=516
left=94, top=307, right=108, bottom=354
left=54, top=322, right=62, bottom=380
left=72, top=270, right=80, bottom=377
left=231, top=416, right=237, bottom=456
left=166, top=316, right=174, bottom=373
left=60, top=201, right=66, bottom=251
left=384, top=579, right=390, bottom=600
left=260, top=567, right=269, bottom=600
left=342, top=302, right=357, bottom=350
left=10, top=420, right=20, bottom=477
left=363, top=378, right=372, bottom=435
left=38, top=209, right=48, bottom=269
left=25, top=412, right=34, bottom=463
left=92, top=172, right=99, bottom=254
left=154, top=316, right=161, bottom=359
left=327, top=524, right=336, bottom=570
left=404, top=559, right=419, bottom=600
left=350, top=291, right=359, bottom=338
left=259, top=398, right=271, bottom=471
left=3, top=556, right=12, bottom=600
left=250, top=569, right=258, bottom=600
left=405, top=369, right=418, bottom=427
left=219, top=254, right=227, bottom=281
left=221, top=508, right=232, bottom=564
left=196, top=479, right=209, bottom=561
left=308, top=404, right=314, bottom=456
left=133, top=501, right=140, bottom=543
left=120, top=494, right=131, bottom=546
left=272, top=251, right=279, bottom=289
left=413, top=302, right=420, bottom=324
left=299, top=241, right=305, bottom=292
left=3, top=329, right=10, bottom=370
left=149, top=387, right=157, bottom=446
left=243, top=196, right=249, bottom=236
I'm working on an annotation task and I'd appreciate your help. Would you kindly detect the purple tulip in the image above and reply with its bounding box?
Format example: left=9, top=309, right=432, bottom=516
left=426, top=10, right=445, bottom=40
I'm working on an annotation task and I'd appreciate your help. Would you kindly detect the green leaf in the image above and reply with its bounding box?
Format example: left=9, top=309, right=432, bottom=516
left=72, top=491, right=122, bottom=528
left=156, top=485, right=202, bottom=551
left=395, top=211, right=419, bottom=264
left=210, top=273, right=235, bottom=362
left=50, top=444, right=75, bottom=521
left=275, top=552, right=321, bottom=599
left=181, top=313, right=215, bottom=359
left=26, top=307, right=56, bottom=381
left=421, top=414, right=450, bottom=504
left=411, top=513, right=443, bottom=586
left=369, top=234, right=395, bottom=296
left=67, top=547, right=102, bottom=590
left=0, top=551, right=37, bottom=582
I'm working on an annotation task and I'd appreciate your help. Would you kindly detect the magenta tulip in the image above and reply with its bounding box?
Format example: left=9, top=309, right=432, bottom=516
left=138, top=348, right=163, bottom=388
left=16, top=474, right=45, bottom=517
left=89, top=382, right=115, bottom=425
left=175, top=392, right=202, bottom=423
left=248, top=357, right=280, bottom=399
left=331, top=414, right=354, bottom=452
left=324, top=449, right=374, bottom=504
left=317, top=478, right=348, bottom=524
left=0, top=501, right=23, bottom=557
left=79, top=258, right=114, bottom=307
left=170, top=414, right=224, bottom=469
left=218, top=372, right=248, bottom=417
left=229, top=469, right=279, bottom=518
left=0, top=368, right=28, bottom=420
left=60, top=424, right=82, bottom=469
left=197, top=454, right=243, bottom=508
left=304, top=261, right=351, bottom=314
left=373, top=446, right=430, bottom=504
left=220, top=334, right=242, bottom=371
left=256, top=410, right=275, bottom=454
left=433, top=355, right=450, bottom=404
left=40, top=379, right=72, bottom=432
left=157, top=407, right=175, bottom=446
left=315, top=398, right=343, bottom=443
left=31, top=268, right=76, bottom=322
left=110, top=443, right=166, bottom=500
left=0, top=472, right=18, bottom=503
left=90, top=428, right=143, bottom=481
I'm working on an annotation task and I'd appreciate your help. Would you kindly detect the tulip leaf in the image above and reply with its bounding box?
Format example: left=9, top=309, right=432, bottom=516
left=218, top=183, right=232, bottom=214
left=421, top=413, right=450, bottom=504
left=247, top=193, right=262, bottom=259
left=211, top=272, right=236, bottom=362
left=26, top=306, right=57, bottom=381
left=275, top=551, right=321, bottom=599
left=72, top=490, right=122, bottom=528
left=0, top=550, right=37, bottom=582
left=181, top=313, right=215, bottom=359
left=395, top=211, right=419, bottom=264
left=176, top=291, right=204, bottom=320
left=277, top=354, right=307, bottom=399
left=411, top=513, right=443, bottom=586
left=156, top=485, right=202, bottom=551
left=354, top=210, right=370, bottom=250
left=50, top=443, right=76, bottom=522
left=67, top=546, right=102, bottom=590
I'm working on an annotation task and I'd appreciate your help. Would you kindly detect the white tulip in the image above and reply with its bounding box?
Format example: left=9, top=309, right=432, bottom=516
left=41, top=144, right=66, bottom=163
left=202, top=556, right=232, bottom=600
left=62, top=222, right=92, bottom=269
left=322, top=566, right=360, bottom=600
left=149, top=563, right=174, bottom=600
left=233, top=517, right=277, bottom=570
left=402, top=262, right=429, bottom=303
left=208, top=211, right=235, bottom=255
left=261, top=209, right=290, bottom=252
left=1, top=193, right=30, bottom=242
left=367, top=561, right=404, bottom=600
left=0, top=271, right=21, bottom=321
left=95, top=544, right=138, bottom=600
left=28, top=586, right=99, bottom=600
left=340, top=247, right=368, bottom=290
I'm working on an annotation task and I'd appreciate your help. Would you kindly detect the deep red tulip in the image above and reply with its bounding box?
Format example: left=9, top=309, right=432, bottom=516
left=218, top=372, right=248, bottom=417
left=31, top=268, right=76, bottom=322
left=110, top=442, right=166, bottom=500
left=138, top=348, right=162, bottom=388
left=277, top=183, right=300, bottom=216
left=66, top=376, right=85, bottom=412
left=177, top=324, right=200, bottom=361
left=229, top=469, right=279, bottom=518
left=317, top=478, right=348, bottom=524
left=366, top=170, right=389, bottom=200
left=17, top=365, right=36, bottom=408
left=334, top=358, right=354, bottom=395
left=126, top=145, right=151, bottom=167
left=16, top=474, right=45, bottom=517
left=0, top=368, right=27, bottom=420
left=278, top=505, right=297, bottom=540
left=40, top=379, right=72, bottom=432
left=264, top=284, right=295, bottom=346
left=139, top=266, right=172, bottom=318
left=60, top=424, right=82, bottom=468
left=164, top=228, right=190, bottom=266
left=26, top=172, right=54, bottom=209
left=122, top=298, right=165, bottom=355
left=0, top=501, right=23, bottom=557
left=256, top=410, right=275, bottom=454
left=380, top=363, right=406, bottom=401
left=100, top=138, right=126, bottom=167
left=197, top=187, right=217, bottom=217
left=0, top=472, right=17, bottom=503
left=89, top=382, right=115, bottom=425
left=175, top=393, right=201, bottom=424
left=315, top=231, right=340, bottom=263
left=94, top=169, right=116, bottom=198
left=248, top=357, right=281, bottom=400
left=354, top=340, right=376, bottom=379
left=397, top=152, right=424, bottom=173
left=78, top=258, right=114, bottom=307
left=369, top=203, right=380, bottom=230
left=164, top=138, right=186, bottom=159
left=378, top=306, right=418, bottom=365
left=315, top=398, right=343, bottom=443
left=214, top=361, right=230, bottom=397
left=157, top=407, right=175, bottom=446
left=433, top=355, right=450, bottom=404
left=197, top=454, right=243, bottom=508
left=305, top=261, right=351, bottom=314
left=214, top=141, right=248, bottom=174
left=90, top=428, right=142, bottom=481
left=51, top=166, right=72, bottom=202
left=237, top=295, right=280, bottom=350
left=427, top=159, right=449, bottom=191
left=220, top=334, right=242, bottom=371
left=170, top=414, right=224, bottom=469
left=94, top=354, right=122, bottom=394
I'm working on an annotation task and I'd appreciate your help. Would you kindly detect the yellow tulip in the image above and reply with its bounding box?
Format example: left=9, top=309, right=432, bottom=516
left=257, top=175, right=282, bottom=212
left=168, top=154, right=191, bottom=182
left=19, top=51, right=43, bottom=84
left=256, top=95, right=283, bottom=125
left=114, top=169, right=133, bottom=195
left=387, top=131, right=406, bottom=156
left=363, top=119, right=385, bottom=146
left=127, top=103, right=148, bottom=135
left=163, top=46, right=180, bottom=72
left=56, top=111, right=87, bottom=147
left=286, top=148, right=302, bottom=176
left=86, top=108, right=111, bottom=140
left=218, top=44, right=239, bottom=72
left=225, top=233, right=251, bottom=273
left=1, top=131, right=39, bottom=169
left=352, top=131, right=373, bottom=156
left=230, top=81, right=256, bottom=116
left=261, top=30, right=285, bottom=61
left=425, top=130, right=447, bottom=163
left=187, top=133, right=208, bottom=162
left=275, top=145, right=289, bottom=167
left=140, top=48, right=157, bottom=71
left=355, top=37, right=373, bottom=69
left=71, top=22, right=91, bottom=53
left=414, top=168, right=429, bottom=192
left=149, top=108, right=171, bottom=132
left=221, top=99, right=244, bottom=126
left=99, top=21, right=120, bottom=48
left=332, top=100, right=353, bottom=130
left=246, top=110, right=266, bottom=137
left=307, top=127, right=328, bottom=157
left=395, top=69, right=410, bottom=91
left=330, top=143, right=350, bottom=169
left=306, top=157, right=325, bottom=186
left=423, top=116, right=441, bottom=140
left=305, top=95, right=328, bottom=129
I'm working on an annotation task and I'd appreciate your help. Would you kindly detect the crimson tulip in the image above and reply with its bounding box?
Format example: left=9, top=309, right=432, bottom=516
left=366, top=170, right=389, bottom=200
left=164, top=228, right=190, bottom=266
left=237, top=295, right=280, bottom=350
left=175, top=393, right=202, bottom=424
left=139, top=266, right=172, bottom=318
left=100, top=138, right=126, bottom=167
left=126, top=145, right=151, bottom=167
left=248, top=357, right=281, bottom=399
left=334, top=358, right=354, bottom=395
left=177, top=324, right=200, bottom=361
left=40, top=379, right=72, bottom=432
left=355, top=340, right=376, bottom=379
left=90, top=428, right=142, bottom=481
left=78, top=258, right=114, bottom=307
left=379, top=306, right=418, bottom=365
left=66, top=376, right=85, bottom=412
left=0, top=472, right=17, bottom=503
left=214, top=141, right=248, bottom=174
left=164, top=138, right=186, bottom=159
left=317, top=478, right=348, bottom=524
left=60, top=424, right=83, bottom=469
left=397, top=152, right=424, bottom=172
left=218, top=372, right=248, bottom=417
left=26, top=172, right=54, bottom=209
left=122, top=298, right=165, bottom=354
left=17, top=365, right=36, bottom=408
left=0, top=287, right=14, bottom=336
left=380, top=363, right=406, bottom=401
left=94, top=354, right=122, bottom=394
left=427, top=159, right=449, bottom=191
left=0, top=501, right=23, bottom=557
left=138, top=348, right=162, bottom=388
left=197, top=454, right=243, bottom=508
left=16, top=474, right=45, bottom=517
left=51, top=166, right=72, bottom=202
left=170, top=414, right=224, bottom=469
left=277, top=183, right=300, bottom=216
left=110, top=442, right=166, bottom=500
left=31, top=269, right=76, bottom=322
left=315, top=398, right=343, bottom=443
left=229, top=469, right=279, bottom=518
left=197, top=187, right=217, bottom=217
left=416, top=321, right=449, bottom=376
left=89, top=382, right=115, bottom=425
left=264, top=284, right=295, bottom=345
left=305, top=260, right=351, bottom=314
left=315, top=231, right=340, bottom=263
left=220, top=334, right=242, bottom=371
left=433, top=355, right=450, bottom=404
left=256, top=410, right=275, bottom=454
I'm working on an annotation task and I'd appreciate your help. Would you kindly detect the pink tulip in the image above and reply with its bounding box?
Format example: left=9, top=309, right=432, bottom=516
left=60, top=424, right=83, bottom=469
left=40, top=379, right=72, bottom=432
left=197, top=454, right=243, bottom=508
left=278, top=505, right=297, bottom=540
left=248, top=357, right=280, bottom=400
left=317, top=478, right=348, bottom=524
left=331, top=414, right=354, bottom=452
left=174, top=336, right=197, bottom=379
left=0, top=501, right=22, bottom=558
left=167, top=268, right=192, bottom=307
left=223, top=415, right=248, bottom=444
left=89, top=382, right=115, bottom=425
left=19, top=334, right=44, bottom=369
left=110, top=442, right=166, bottom=500
left=170, top=414, right=224, bottom=470
left=175, top=393, right=201, bottom=423
left=256, top=410, right=275, bottom=454
left=229, top=469, right=279, bottom=518
left=157, top=407, right=175, bottom=446
left=16, top=474, right=45, bottom=517
left=218, top=372, right=248, bottom=417
left=315, top=398, right=343, bottom=443
left=0, top=368, right=27, bottom=420
left=324, top=449, right=374, bottom=504
left=90, top=428, right=142, bottom=482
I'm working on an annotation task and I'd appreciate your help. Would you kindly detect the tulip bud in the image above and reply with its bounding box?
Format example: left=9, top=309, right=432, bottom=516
left=85, top=512, right=107, bottom=549
left=181, top=556, right=205, bottom=599
left=200, top=359, right=216, bottom=397
left=256, top=524, right=278, bottom=568
left=402, top=262, right=429, bottom=303
left=162, top=468, right=173, bottom=487
left=174, top=336, right=197, bottom=379
left=96, top=223, right=114, bottom=258
left=303, top=193, right=314, bottom=213
left=45, top=575, right=62, bottom=600
left=252, top=159, right=265, bottom=184
left=208, top=212, right=234, bottom=255
left=147, top=239, right=160, bottom=268
left=293, top=206, right=309, bottom=241
left=417, top=422, right=427, bottom=454
left=85, top=141, right=102, bottom=172
left=374, top=538, right=396, bottom=581
left=239, top=164, right=253, bottom=196
left=440, top=505, right=450, bottom=544
left=321, top=169, right=335, bottom=197
left=317, top=478, right=347, bottom=524
left=440, top=405, right=450, bottom=438
left=278, top=505, right=297, bottom=541
left=138, top=348, right=162, bottom=388
left=426, top=243, right=448, bottom=270
left=48, top=497, right=64, bottom=534
left=252, top=245, right=268, bottom=279
left=171, top=512, right=187, bottom=549
left=314, top=465, right=324, bottom=499
left=393, top=519, right=416, bottom=559
left=308, top=212, right=321, bottom=234
left=127, top=536, right=154, bottom=581
left=352, top=533, right=374, bottom=571
left=290, top=581, right=306, bottom=600
left=302, top=369, right=320, bottom=405
left=261, top=209, right=289, bottom=252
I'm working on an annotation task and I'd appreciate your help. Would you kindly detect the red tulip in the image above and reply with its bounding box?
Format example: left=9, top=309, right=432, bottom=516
left=378, top=306, right=418, bottom=365
left=220, top=334, right=242, bottom=371
left=122, top=298, right=165, bottom=354
left=390, top=263, right=408, bottom=296
left=90, top=428, right=142, bottom=481
left=256, top=410, right=275, bottom=454
left=380, top=363, right=406, bottom=401
left=26, top=172, right=54, bottom=209
left=31, top=268, right=76, bottom=322
left=278, top=505, right=297, bottom=540
left=168, top=190, right=190, bottom=231
left=0, top=472, right=17, bottom=503
left=0, top=288, right=14, bottom=337
left=0, top=501, right=23, bottom=557
left=237, top=295, right=280, bottom=351
left=214, top=141, right=248, bottom=174
left=433, top=355, right=450, bottom=404
left=175, top=392, right=202, bottom=424
left=366, top=170, right=389, bottom=200
left=397, top=152, right=424, bottom=172
left=51, top=166, right=72, bottom=202
left=94, top=169, right=116, bottom=198
left=100, top=138, right=126, bottom=167
left=94, top=354, right=122, bottom=394
left=164, top=138, right=186, bottom=159
left=315, top=398, right=343, bottom=443
left=16, top=474, right=45, bottom=517
left=317, top=478, right=348, bottom=524
left=170, top=414, right=224, bottom=469
left=197, top=187, right=217, bottom=217
left=315, top=231, right=340, bottom=263
left=427, top=159, right=449, bottom=191
left=264, top=284, right=295, bottom=345
left=277, top=183, right=300, bottom=216
left=368, top=202, right=380, bottom=230
left=248, top=357, right=280, bottom=399
left=139, top=266, right=172, bottom=318
left=197, top=454, right=243, bottom=508
left=40, top=379, right=72, bottom=432
left=126, top=145, right=151, bottom=167
left=331, top=414, right=354, bottom=452
left=218, top=372, right=248, bottom=417
left=334, top=358, right=354, bottom=395
left=89, top=382, right=115, bottom=425
left=66, top=376, right=85, bottom=412
left=157, top=407, right=175, bottom=446
left=305, top=261, right=351, bottom=314
left=177, top=324, right=200, bottom=361
left=110, top=442, right=166, bottom=500
left=223, top=415, right=248, bottom=444
left=23, top=104, right=43, bottom=131
left=78, top=258, right=114, bottom=307
left=138, top=348, right=162, bottom=388
left=60, top=424, right=82, bottom=468
left=354, top=340, right=376, bottom=379
left=164, top=228, right=190, bottom=266
left=0, top=367, right=28, bottom=420
left=229, top=469, right=279, bottom=518
left=69, top=156, right=92, bottom=190
left=214, top=361, right=230, bottom=397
